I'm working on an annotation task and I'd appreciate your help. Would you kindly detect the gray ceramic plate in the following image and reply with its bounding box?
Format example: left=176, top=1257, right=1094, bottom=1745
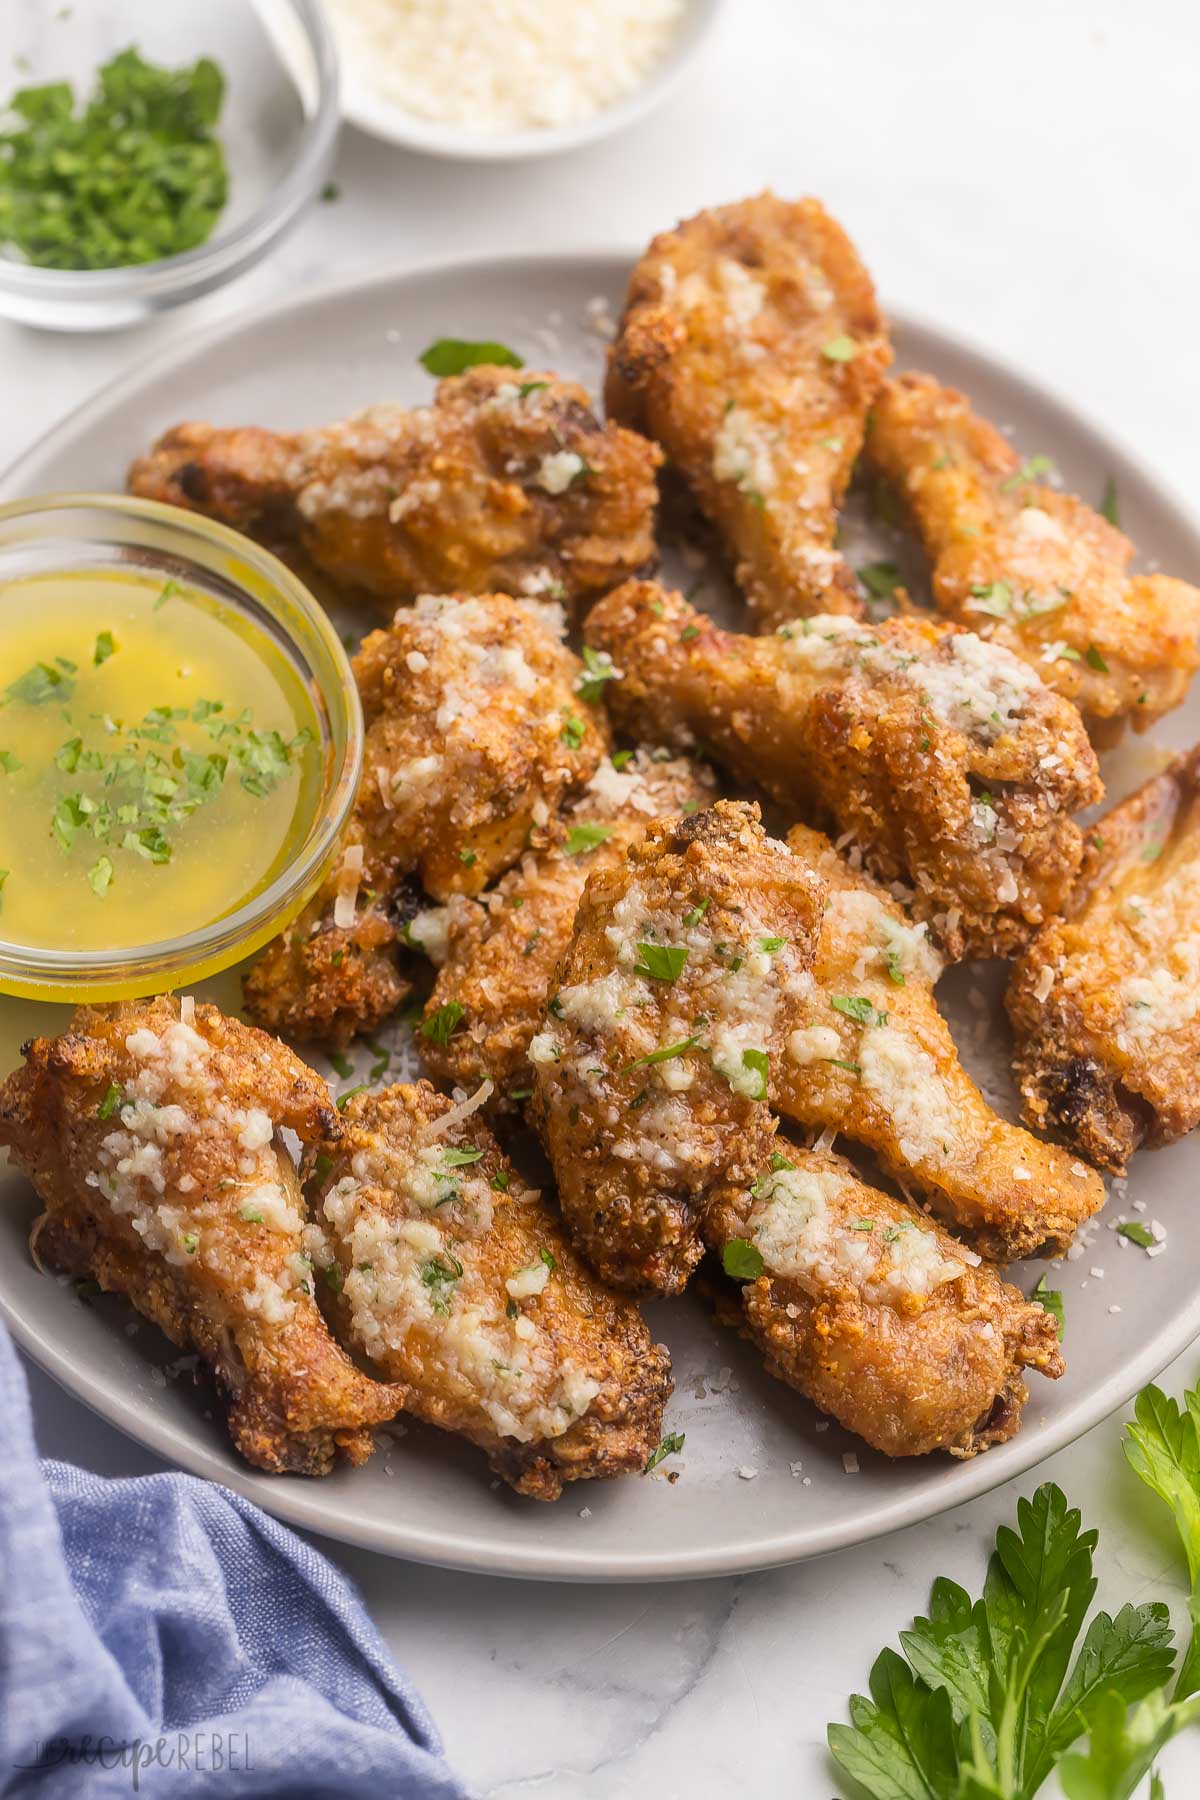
left=1, top=253, right=1198, bottom=1581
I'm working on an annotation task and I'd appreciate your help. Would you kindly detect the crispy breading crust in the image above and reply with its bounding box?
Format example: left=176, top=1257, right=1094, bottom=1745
left=606, top=193, right=890, bottom=628
left=1008, top=744, right=1200, bottom=1172
left=0, top=998, right=401, bottom=1475
left=706, top=1146, right=1063, bottom=1459
left=585, top=578, right=1102, bottom=960
left=418, top=752, right=716, bottom=1103
left=312, top=1081, right=672, bottom=1499
left=780, top=825, right=1104, bottom=1260
left=244, top=593, right=605, bottom=1047
left=864, top=373, right=1200, bottom=740
left=127, top=367, right=662, bottom=621
left=531, top=801, right=826, bottom=1294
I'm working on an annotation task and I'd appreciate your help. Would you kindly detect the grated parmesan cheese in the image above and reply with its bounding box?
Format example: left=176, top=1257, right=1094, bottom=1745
left=327, top=0, right=687, bottom=135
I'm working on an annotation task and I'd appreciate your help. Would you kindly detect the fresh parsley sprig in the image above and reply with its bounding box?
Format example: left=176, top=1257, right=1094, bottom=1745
left=828, top=1373, right=1200, bottom=1799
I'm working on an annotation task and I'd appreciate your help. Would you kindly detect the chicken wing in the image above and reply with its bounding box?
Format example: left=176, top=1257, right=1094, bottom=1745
left=605, top=193, right=889, bottom=629
left=780, top=825, right=1104, bottom=1260
left=585, top=579, right=1102, bottom=959
left=864, top=373, right=1200, bottom=739
left=529, top=801, right=826, bottom=1294
left=1008, top=745, right=1200, bottom=1172
left=705, top=1144, right=1064, bottom=1458
left=243, top=592, right=606, bottom=1047
left=415, top=751, right=717, bottom=1104
left=0, top=998, right=401, bottom=1475
left=309, top=1080, right=672, bottom=1499
left=127, top=366, right=662, bottom=621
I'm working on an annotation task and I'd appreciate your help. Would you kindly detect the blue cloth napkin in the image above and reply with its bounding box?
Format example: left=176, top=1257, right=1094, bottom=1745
left=0, top=1326, right=470, bottom=1798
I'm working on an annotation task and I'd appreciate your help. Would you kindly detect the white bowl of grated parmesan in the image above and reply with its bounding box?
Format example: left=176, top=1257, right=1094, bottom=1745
left=324, top=0, right=725, bottom=159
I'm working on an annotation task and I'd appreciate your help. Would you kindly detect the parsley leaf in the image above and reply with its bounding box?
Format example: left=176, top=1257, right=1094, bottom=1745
left=441, top=1146, right=485, bottom=1169
left=1099, top=477, right=1120, bottom=528
left=822, top=335, right=856, bottom=362
left=623, top=1035, right=702, bottom=1072
left=831, top=994, right=888, bottom=1028
left=1118, top=1221, right=1155, bottom=1249
left=682, top=897, right=711, bottom=926
left=93, top=630, right=116, bottom=666
left=422, top=1001, right=467, bottom=1046
left=1085, top=644, right=1110, bottom=673
left=722, top=1238, right=764, bottom=1281
left=738, top=1047, right=770, bottom=1101
left=419, top=338, right=523, bottom=376
left=859, top=561, right=902, bottom=605
left=644, top=1431, right=685, bottom=1473
left=1031, top=1272, right=1065, bottom=1339
left=634, top=941, right=689, bottom=981
left=1002, top=453, right=1057, bottom=492
left=564, top=822, right=613, bottom=857
left=575, top=645, right=621, bottom=704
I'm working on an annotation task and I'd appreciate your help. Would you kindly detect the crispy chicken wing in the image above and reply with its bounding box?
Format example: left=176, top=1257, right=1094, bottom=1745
left=127, top=367, right=662, bottom=621
left=780, top=825, right=1104, bottom=1260
left=605, top=193, right=889, bottom=628
left=585, top=579, right=1102, bottom=959
left=530, top=801, right=826, bottom=1294
left=0, top=998, right=401, bottom=1475
left=310, top=1080, right=672, bottom=1499
left=1008, top=745, right=1200, bottom=1172
left=244, top=592, right=606, bottom=1047
left=706, top=1144, right=1064, bottom=1458
left=415, top=751, right=717, bottom=1104
left=865, top=373, right=1200, bottom=739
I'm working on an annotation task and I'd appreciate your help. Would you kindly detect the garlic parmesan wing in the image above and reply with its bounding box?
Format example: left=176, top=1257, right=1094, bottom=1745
left=606, top=193, right=890, bottom=627
left=706, top=1146, right=1063, bottom=1458
left=416, top=751, right=717, bottom=1104
left=864, top=373, right=1200, bottom=739
left=244, top=592, right=606, bottom=1047
left=127, top=366, right=662, bottom=621
left=0, top=998, right=401, bottom=1475
left=1008, top=745, right=1200, bottom=1172
left=585, top=579, right=1103, bottom=960
left=311, top=1081, right=672, bottom=1499
left=780, top=825, right=1104, bottom=1261
left=530, top=801, right=826, bottom=1295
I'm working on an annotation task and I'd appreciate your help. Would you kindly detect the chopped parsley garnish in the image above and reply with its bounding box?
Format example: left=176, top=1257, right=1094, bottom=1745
left=422, top=1001, right=467, bottom=1046
left=1118, top=1220, right=1155, bottom=1249
left=1001, top=451, right=1056, bottom=491
left=442, top=1146, right=485, bottom=1169
left=623, top=1035, right=702, bottom=1073
left=634, top=941, right=689, bottom=981
left=1085, top=643, right=1110, bottom=672
left=560, top=712, right=587, bottom=750
left=610, top=749, right=634, bottom=770
left=154, top=578, right=182, bottom=611
left=0, top=49, right=229, bottom=271
left=722, top=1239, right=764, bottom=1280
left=518, top=380, right=548, bottom=398
left=98, top=1082, right=122, bottom=1120
left=6, top=660, right=73, bottom=705
left=884, top=950, right=906, bottom=986
left=539, top=1247, right=556, bottom=1272
left=1100, top=475, right=1120, bottom=526
left=239, top=1203, right=265, bottom=1224
left=850, top=1218, right=875, bottom=1233
left=336, top=1084, right=369, bottom=1110
left=858, top=561, right=901, bottom=605
left=824, top=1057, right=861, bottom=1075
left=682, top=897, right=711, bottom=926
left=644, top=1431, right=686, bottom=1473
left=680, top=624, right=701, bottom=642
left=1031, top=1271, right=1065, bottom=1337
left=490, top=1171, right=510, bottom=1193
left=575, top=645, right=621, bottom=704
left=88, top=854, right=113, bottom=897
left=459, top=847, right=477, bottom=867
left=321, top=1261, right=343, bottom=1293
left=831, top=994, right=888, bottom=1028
left=739, top=1048, right=770, bottom=1101
left=93, top=630, right=116, bottom=666
left=419, top=338, right=523, bottom=376
left=0, top=751, right=20, bottom=773
left=181, top=1231, right=198, bottom=1255
left=329, top=1051, right=354, bottom=1080
left=821, top=335, right=855, bottom=362
left=757, top=935, right=786, bottom=953
left=419, top=1251, right=464, bottom=1314
left=564, top=822, right=613, bottom=857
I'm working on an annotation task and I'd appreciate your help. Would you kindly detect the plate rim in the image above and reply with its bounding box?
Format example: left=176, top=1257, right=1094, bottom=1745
left=3, top=247, right=1200, bottom=1582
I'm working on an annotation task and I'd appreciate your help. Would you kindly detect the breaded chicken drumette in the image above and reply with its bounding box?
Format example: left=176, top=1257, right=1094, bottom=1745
left=415, top=751, right=717, bottom=1104
left=1008, top=744, right=1200, bottom=1172
left=864, top=374, right=1200, bottom=740
left=586, top=579, right=1103, bottom=960
left=606, top=193, right=890, bottom=628
left=778, top=825, right=1104, bottom=1260
left=530, top=802, right=826, bottom=1295
left=244, top=592, right=606, bottom=1047
left=310, top=1081, right=672, bottom=1499
left=707, top=1145, right=1064, bottom=1458
left=0, top=998, right=401, bottom=1475
left=128, top=366, right=662, bottom=621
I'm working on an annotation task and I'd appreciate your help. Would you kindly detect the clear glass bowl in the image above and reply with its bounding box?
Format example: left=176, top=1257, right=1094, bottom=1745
left=0, top=494, right=362, bottom=1001
left=0, top=0, right=339, bottom=331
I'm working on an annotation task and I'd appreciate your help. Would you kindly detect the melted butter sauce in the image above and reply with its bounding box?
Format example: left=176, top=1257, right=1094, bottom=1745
left=0, top=568, right=322, bottom=953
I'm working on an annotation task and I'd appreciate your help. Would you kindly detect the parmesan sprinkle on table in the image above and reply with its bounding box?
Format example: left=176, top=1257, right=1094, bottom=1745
left=328, top=0, right=688, bottom=135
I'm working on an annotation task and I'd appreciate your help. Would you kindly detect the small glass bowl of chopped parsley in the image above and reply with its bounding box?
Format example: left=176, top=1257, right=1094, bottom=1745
left=0, top=493, right=362, bottom=1000
left=0, top=2, right=338, bottom=330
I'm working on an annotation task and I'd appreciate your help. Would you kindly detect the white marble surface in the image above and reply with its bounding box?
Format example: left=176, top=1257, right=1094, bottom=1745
left=3, top=1, right=1200, bottom=1792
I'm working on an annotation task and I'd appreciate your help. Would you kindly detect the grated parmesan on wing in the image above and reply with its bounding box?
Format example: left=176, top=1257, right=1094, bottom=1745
left=327, top=0, right=687, bottom=135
